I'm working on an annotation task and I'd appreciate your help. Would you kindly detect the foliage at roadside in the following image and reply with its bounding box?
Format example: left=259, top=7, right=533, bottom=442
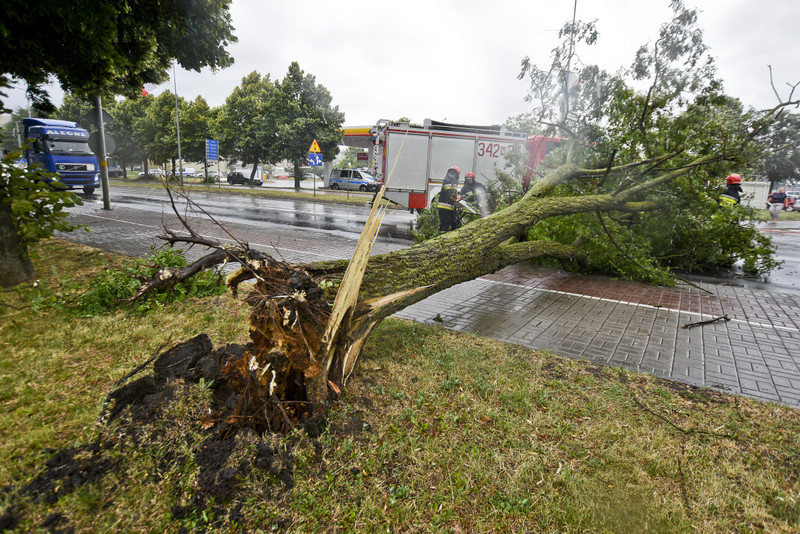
left=0, top=150, right=84, bottom=256
left=1, top=239, right=798, bottom=533
left=218, top=63, right=345, bottom=186
left=19, top=245, right=225, bottom=316
left=413, top=1, right=789, bottom=284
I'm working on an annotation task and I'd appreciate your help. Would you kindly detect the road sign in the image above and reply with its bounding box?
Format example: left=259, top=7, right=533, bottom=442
left=88, top=132, right=116, bottom=154
left=309, top=139, right=321, bottom=153
left=205, top=139, right=219, bottom=161
left=82, top=108, right=113, bottom=127
left=308, top=152, right=323, bottom=167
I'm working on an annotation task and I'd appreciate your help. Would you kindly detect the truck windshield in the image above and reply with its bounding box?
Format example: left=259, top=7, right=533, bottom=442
left=45, top=139, right=95, bottom=157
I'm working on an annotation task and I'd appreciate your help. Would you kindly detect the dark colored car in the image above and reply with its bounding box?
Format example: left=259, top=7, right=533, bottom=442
left=227, top=171, right=262, bottom=186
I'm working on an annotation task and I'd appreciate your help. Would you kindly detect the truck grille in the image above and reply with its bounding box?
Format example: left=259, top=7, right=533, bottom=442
left=56, top=163, right=93, bottom=172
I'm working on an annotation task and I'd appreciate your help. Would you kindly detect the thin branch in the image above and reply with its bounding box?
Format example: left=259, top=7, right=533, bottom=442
left=621, top=373, right=735, bottom=439
left=769, top=65, right=782, bottom=103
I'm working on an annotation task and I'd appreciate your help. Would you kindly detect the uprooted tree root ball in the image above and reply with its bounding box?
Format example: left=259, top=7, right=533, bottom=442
left=228, top=259, right=334, bottom=432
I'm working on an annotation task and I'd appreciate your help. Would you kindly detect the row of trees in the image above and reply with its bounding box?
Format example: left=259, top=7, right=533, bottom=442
left=2, top=62, right=345, bottom=187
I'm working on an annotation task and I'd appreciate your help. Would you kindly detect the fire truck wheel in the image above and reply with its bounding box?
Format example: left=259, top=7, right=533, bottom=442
left=83, top=186, right=96, bottom=195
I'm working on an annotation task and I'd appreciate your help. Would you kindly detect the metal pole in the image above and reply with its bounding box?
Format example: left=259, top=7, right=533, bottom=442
left=95, top=96, right=111, bottom=210
left=173, top=61, right=183, bottom=187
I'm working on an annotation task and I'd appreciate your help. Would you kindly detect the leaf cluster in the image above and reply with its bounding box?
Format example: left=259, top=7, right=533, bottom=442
left=22, top=247, right=226, bottom=316
left=0, top=150, right=84, bottom=257
left=504, top=0, right=786, bottom=281
left=0, top=0, right=237, bottom=113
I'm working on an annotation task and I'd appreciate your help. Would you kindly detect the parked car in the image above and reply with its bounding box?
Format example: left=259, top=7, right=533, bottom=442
left=272, top=168, right=290, bottom=180
left=227, top=171, right=262, bottom=186
left=108, top=166, right=124, bottom=177
left=138, top=169, right=164, bottom=178
left=329, top=169, right=379, bottom=192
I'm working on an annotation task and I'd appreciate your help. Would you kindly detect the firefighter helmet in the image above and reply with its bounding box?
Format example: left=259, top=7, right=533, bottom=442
left=444, top=166, right=460, bottom=185
left=726, top=173, right=742, bottom=185
left=465, top=172, right=475, bottom=179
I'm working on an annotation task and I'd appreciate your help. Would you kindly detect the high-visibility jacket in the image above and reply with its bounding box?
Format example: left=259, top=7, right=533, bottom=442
left=437, top=184, right=458, bottom=210
left=437, top=167, right=461, bottom=210
left=720, top=184, right=742, bottom=205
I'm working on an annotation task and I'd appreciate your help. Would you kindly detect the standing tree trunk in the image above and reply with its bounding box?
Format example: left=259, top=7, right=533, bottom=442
left=0, top=204, right=35, bottom=287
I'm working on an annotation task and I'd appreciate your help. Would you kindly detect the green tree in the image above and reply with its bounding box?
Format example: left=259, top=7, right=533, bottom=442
left=504, top=0, right=787, bottom=281
left=751, top=110, right=800, bottom=188
left=107, top=96, right=151, bottom=177
left=218, top=72, right=278, bottom=183
left=0, top=0, right=236, bottom=113
left=137, top=91, right=183, bottom=175
left=179, top=96, right=216, bottom=165
left=0, top=150, right=84, bottom=286
left=52, top=94, right=95, bottom=125
left=1, top=108, right=31, bottom=154
left=337, top=147, right=366, bottom=169
left=274, top=62, right=345, bottom=188
left=0, top=0, right=236, bottom=287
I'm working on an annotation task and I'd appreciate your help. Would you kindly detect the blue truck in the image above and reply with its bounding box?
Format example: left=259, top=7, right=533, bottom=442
left=23, top=118, right=100, bottom=194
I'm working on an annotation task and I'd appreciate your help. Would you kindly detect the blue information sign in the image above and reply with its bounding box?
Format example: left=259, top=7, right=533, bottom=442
left=205, top=139, right=219, bottom=161
left=308, top=152, right=322, bottom=166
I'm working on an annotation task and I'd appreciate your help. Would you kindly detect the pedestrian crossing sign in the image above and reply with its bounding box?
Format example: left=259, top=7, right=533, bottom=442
left=309, top=139, right=321, bottom=153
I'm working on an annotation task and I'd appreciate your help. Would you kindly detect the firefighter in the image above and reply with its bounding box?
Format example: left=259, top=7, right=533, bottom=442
left=460, top=172, right=478, bottom=202
left=460, top=171, right=490, bottom=216
left=720, top=173, right=743, bottom=206
left=437, top=166, right=461, bottom=232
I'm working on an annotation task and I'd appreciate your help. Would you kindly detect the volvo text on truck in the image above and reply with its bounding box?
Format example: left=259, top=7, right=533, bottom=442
left=22, top=118, right=100, bottom=194
left=336, top=119, right=563, bottom=210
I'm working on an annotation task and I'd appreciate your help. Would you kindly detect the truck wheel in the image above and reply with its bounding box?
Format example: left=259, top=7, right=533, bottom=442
left=359, top=185, right=367, bottom=192
left=331, top=183, right=339, bottom=190
left=83, top=187, right=96, bottom=194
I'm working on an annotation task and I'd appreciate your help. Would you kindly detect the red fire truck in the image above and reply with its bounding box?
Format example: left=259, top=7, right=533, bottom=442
left=335, top=119, right=563, bottom=210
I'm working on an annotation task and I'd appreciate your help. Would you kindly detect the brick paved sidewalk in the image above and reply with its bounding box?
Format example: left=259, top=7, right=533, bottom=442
left=395, top=262, right=800, bottom=408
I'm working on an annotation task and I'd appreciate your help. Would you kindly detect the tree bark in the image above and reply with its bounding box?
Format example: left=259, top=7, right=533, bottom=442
left=0, top=204, right=35, bottom=288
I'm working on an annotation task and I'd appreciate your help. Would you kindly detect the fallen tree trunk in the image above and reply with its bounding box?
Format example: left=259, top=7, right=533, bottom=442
left=128, top=156, right=719, bottom=430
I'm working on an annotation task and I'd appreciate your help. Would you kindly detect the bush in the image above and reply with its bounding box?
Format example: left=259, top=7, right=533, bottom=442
left=24, top=247, right=226, bottom=315
left=75, top=248, right=225, bottom=314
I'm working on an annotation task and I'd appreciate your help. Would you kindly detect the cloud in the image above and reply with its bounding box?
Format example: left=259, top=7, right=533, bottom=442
left=3, top=0, right=797, bottom=123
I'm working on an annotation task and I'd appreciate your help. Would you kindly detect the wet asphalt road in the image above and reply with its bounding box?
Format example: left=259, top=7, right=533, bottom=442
left=97, top=185, right=418, bottom=243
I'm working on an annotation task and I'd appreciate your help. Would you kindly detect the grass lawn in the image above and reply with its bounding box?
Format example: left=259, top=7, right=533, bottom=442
left=0, top=239, right=798, bottom=532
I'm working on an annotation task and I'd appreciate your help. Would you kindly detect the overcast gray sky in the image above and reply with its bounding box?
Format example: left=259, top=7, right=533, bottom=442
left=4, top=0, right=798, bottom=126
